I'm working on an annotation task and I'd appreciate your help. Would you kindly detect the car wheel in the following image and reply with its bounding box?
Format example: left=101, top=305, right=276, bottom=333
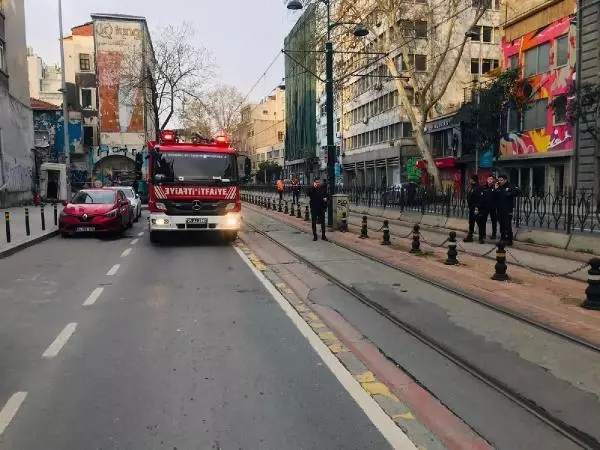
left=60, top=231, right=70, bottom=238
left=128, top=213, right=134, bottom=228
left=225, top=231, right=238, bottom=243
left=150, top=231, right=161, bottom=244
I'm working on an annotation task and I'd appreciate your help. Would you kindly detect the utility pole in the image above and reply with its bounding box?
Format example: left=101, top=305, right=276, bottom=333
left=58, top=0, right=71, bottom=200
left=325, top=0, right=335, bottom=229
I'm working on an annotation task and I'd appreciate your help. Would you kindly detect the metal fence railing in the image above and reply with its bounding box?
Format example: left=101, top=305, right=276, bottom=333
left=242, top=184, right=600, bottom=235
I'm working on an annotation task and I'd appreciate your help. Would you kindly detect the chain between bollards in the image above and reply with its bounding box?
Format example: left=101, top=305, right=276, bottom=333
left=381, top=219, right=391, bottom=245
left=4, top=211, right=10, bottom=243
left=409, top=224, right=421, bottom=254
left=339, top=212, right=348, bottom=232
left=583, top=258, right=600, bottom=310
left=444, top=231, right=458, bottom=265
left=492, top=240, right=509, bottom=281
left=359, top=215, right=369, bottom=239
left=25, top=207, right=31, bottom=236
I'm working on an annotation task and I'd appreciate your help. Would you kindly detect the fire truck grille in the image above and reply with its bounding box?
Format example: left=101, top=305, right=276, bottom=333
left=163, top=200, right=228, bottom=216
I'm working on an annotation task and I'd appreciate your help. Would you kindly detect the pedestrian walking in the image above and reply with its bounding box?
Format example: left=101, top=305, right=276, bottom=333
left=495, top=174, right=520, bottom=246
left=291, top=177, right=301, bottom=205
left=477, top=175, right=498, bottom=243
left=276, top=179, right=284, bottom=202
left=464, top=174, right=481, bottom=242
left=308, top=179, right=328, bottom=241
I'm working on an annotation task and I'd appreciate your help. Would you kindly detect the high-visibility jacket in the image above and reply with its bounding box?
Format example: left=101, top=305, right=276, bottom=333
left=276, top=180, right=284, bottom=192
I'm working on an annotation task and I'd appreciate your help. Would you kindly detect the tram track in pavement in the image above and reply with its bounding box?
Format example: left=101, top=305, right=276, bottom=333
left=243, top=216, right=600, bottom=450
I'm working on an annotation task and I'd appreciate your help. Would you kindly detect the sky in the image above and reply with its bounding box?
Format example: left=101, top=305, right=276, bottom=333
left=25, top=0, right=300, bottom=102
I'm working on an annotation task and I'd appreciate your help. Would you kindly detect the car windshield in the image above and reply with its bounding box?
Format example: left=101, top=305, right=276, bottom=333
left=153, top=152, right=238, bottom=184
left=72, top=190, right=115, bottom=204
left=121, top=188, right=136, bottom=199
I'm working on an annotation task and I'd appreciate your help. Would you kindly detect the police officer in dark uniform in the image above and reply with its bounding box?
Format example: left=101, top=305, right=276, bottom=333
left=477, top=175, right=498, bottom=243
left=495, top=174, right=520, bottom=246
left=464, top=174, right=481, bottom=242
left=308, top=179, right=329, bottom=241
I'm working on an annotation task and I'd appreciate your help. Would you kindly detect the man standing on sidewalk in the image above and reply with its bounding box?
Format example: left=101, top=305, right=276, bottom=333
left=477, top=175, right=498, bottom=242
left=308, top=179, right=328, bottom=241
left=291, top=177, right=301, bottom=205
left=276, top=179, right=284, bottom=202
left=464, top=174, right=481, bottom=242
left=496, top=174, right=520, bottom=246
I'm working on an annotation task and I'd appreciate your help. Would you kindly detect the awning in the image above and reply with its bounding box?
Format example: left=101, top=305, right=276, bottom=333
left=416, top=157, right=457, bottom=170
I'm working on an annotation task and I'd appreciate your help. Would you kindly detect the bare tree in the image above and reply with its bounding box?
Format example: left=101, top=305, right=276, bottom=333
left=335, top=0, right=491, bottom=186
left=120, top=22, right=214, bottom=140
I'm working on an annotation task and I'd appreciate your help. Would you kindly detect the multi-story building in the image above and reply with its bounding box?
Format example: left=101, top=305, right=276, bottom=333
left=27, top=48, right=63, bottom=106
left=234, top=86, right=285, bottom=180
left=499, top=0, right=576, bottom=194
left=575, top=0, right=600, bottom=191
left=340, top=1, right=502, bottom=189
left=0, top=0, right=35, bottom=206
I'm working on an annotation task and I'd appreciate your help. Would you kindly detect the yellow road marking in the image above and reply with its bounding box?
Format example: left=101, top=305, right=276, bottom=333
left=329, top=343, right=348, bottom=353
left=295, top=303, right=309, bottom=312
left=392, top=412, right=416, bottom=421
left=318, top=331, right=337, bottom=342
left=309, top=321, right=326, bottom=329
left=361, top=382, right=399, bottom=402
left=356, top=371, right=376, bottom=383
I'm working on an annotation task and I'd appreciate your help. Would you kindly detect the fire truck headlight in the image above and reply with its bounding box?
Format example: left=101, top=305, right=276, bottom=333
left=155, top=202, right=167, bottom=211
left=152, top=218, right=169, bottom=226
left=226, top=213, right=239, bottom=227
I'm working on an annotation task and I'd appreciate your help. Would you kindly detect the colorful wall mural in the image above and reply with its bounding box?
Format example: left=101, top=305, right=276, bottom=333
left=33, top=110, right=83, bottom=156
left=94, top=20, right=145, bottom=136
left=500, top=14, right=576, bottom=157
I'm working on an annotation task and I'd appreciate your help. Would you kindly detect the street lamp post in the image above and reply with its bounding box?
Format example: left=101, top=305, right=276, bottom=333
left=58, top=0, right=71, bottom=200
left=287, top=0, right=367, bottom=228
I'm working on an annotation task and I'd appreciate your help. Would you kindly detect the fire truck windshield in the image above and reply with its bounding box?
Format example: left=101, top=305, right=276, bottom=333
left=152, top=152, right=238, bottom=184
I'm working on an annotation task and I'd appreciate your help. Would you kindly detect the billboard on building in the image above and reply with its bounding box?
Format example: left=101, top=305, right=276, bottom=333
left=94, top=19, right=145, bottom=137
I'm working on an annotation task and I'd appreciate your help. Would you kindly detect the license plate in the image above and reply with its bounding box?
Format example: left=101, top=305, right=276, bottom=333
left=186, top=217, right=207, bottom=225
left=76, top=227, right=95, bottom=232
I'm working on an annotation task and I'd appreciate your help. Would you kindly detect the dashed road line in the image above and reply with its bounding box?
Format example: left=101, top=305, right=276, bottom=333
left=106, top=264, right=120, bottom=276
left=130, top=238, right=139, bottom=245
left=137, top=232, right=144, bottom=237
left=0, top=392, right=27, bottom=438
left=42, top=323, right=77, bottom=358
left=121, top=248, right=132, bottom=257
left=83, top=287, right=104, bottom=307
left=234, top=245, right=417, bottom=449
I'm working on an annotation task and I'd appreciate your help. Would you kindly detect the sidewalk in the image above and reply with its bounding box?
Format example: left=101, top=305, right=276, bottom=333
left=243, top=201, right=600, bottom=346
left=252, top=192, right=593, bottom=281
left=0, top=206, right=60, bottom=257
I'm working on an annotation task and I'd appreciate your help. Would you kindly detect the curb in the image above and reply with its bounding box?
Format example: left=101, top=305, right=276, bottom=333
left=0, top=230, right=60, bottom=259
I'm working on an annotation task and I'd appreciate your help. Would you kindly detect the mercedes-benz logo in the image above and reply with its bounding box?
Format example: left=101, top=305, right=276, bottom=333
left=192, top=200, right=202, bottom=211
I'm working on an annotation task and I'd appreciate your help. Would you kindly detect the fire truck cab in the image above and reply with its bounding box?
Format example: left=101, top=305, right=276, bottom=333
left=147, top=130, right=248, bottom=244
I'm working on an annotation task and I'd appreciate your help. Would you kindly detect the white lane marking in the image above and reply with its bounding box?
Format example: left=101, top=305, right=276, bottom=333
left=138, top=232, right=144, bottom=237
left=233, top=247, right=416, bottom=450
left=83, top=287, right=104, bottom=307
left=130, top=238, right=139, bottom=245
left=121, top=248, right=132, bottom=257
left=42, top=323, right=77, bottom=358
left=0, top=392, right=27, bottom=438
left=106, top=264, right=120, bottom=276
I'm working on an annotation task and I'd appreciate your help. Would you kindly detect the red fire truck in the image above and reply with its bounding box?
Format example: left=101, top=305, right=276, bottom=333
left=146, top=130, right=249, bottom=244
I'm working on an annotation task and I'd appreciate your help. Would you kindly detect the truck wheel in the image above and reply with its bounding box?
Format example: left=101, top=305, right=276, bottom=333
left=226, top=231, right=238, bottom=242
left=150, top=231, right=161, bottom=244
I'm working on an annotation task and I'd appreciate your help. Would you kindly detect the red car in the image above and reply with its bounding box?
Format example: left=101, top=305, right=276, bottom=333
left=59, top=189, right=133, bottom=237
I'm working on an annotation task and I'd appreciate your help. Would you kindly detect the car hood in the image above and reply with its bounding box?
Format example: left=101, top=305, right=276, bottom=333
left=64, top=204, right=116, bottom=216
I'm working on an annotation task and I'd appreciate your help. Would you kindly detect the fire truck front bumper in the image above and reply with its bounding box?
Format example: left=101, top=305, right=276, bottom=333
left=148, top=213, right=241, bottom=232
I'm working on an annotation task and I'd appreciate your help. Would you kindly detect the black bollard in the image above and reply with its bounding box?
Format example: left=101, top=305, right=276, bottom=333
left=278, top=200, right=283, bottom=213
left=290, top=201, right=295, bottom=216
left=359, top=215, right=369, bottom=239
left=284, top=200, right=289, bottom=214
left=409, top=224, right=421, bottom=254
left=267, top=198, right=271, bottom=210
left=296, top=202, right=302, bottom=219
left=583, top=258, right=600, bottom=310
left=273, top=198, right=277, bottom=211
left=444, top=231, right=458, bottom=265
left=41, top=206, right=46, bottom=231
left=492, top=240, right=509, bottom=281
left=339, top=212, right=348, bottom=232
left=25, top=207, right=30, bottom=236
left=4, top=211, right=10, bottom=243
left=53, top=203, right=58, bottom=225
left=304, top=205, right=310, bottom=221
left=381, top=220, right=391, bottom=245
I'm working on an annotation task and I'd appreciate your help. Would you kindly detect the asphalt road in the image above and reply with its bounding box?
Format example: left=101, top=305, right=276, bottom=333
left=0, top=218, right=391, bottom=449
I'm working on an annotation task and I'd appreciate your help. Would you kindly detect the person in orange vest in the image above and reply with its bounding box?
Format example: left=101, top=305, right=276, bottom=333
left=276, top=179, right=284, bottom=202
left=291, top=177, right=300, bottom=205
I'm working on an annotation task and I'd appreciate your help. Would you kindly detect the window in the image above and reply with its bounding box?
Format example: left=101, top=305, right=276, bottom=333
left=81, top=88, right=93, bottom=109
left=413, top=54, right=427, bottom=71
left=556, top=35, right=568, bottom=67
left=262, top=110, right=268, bottom=115
left=79, top=54, right=91, bottom=72
left=335, top=118, right=340, bottom=132
left=524, top=43, right=550, bottom=77
left=507, top=108, right=520, bottom=132
left=403, top=122, right=413, bottom=137
left=472, top=0, right=500, bottom=9
left=83, top=126, right=94, bottom=146
left=278, top=131, right=284, bottom=142
left=471, top=59, right=480, bottom=74
left=481, top=59, right=499, bottom=74
left=482, top=26, right=493, bottom=43
left=523, top=99, right=548, bottom=130
left=414, top=21, right=428, bottom=39
left=509, top=54, right=519, bottom=70
left=470, top=26, right=481, bottom=41
left=553, top=95, right=567, bottom=124
left=493, top=27, right=501, bottom=43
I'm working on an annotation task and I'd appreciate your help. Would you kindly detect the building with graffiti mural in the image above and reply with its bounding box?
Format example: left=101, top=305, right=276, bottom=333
left=499, top=0, right=576, bottom=194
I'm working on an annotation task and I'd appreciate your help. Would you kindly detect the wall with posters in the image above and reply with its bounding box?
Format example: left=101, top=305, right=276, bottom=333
left=93, top=17, right=148, bottom=148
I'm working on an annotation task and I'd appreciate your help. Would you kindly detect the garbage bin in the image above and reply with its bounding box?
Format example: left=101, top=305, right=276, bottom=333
left=333, top=194, right=349, bottom=230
